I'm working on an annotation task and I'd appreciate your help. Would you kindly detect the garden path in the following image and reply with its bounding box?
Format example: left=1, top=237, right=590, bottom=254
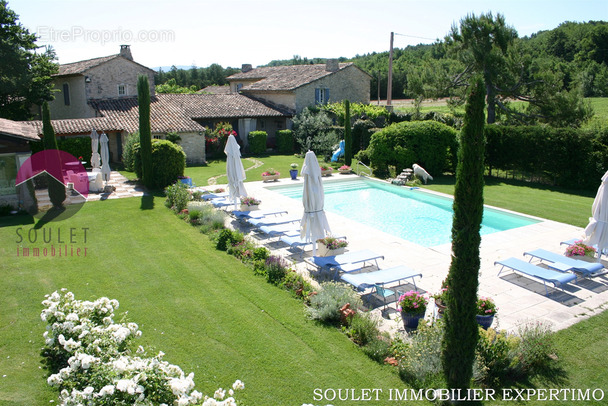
left=207, top=157, right=264, bottom=185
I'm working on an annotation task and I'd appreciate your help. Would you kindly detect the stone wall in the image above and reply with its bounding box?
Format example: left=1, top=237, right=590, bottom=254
left=86, top=58, right=155, bottom=100
left=177, top=133, right=206, bottom=165
left=48, top=76, right=96, bottom=119
left=294, top=65, right=371, bottom=113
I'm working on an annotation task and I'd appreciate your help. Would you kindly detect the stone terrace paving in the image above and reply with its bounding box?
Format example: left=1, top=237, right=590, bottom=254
left=216, top=174, right=608, bottom=336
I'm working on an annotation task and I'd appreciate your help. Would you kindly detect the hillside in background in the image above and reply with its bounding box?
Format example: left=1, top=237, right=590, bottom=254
left=155, top=20, right=607, bottom=100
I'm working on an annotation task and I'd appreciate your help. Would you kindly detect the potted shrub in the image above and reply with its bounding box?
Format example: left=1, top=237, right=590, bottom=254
left=320, top=165, right=333, bottom=176
left=239, top=196, right=261, bottom=211
left=261, top=168, right=280, bottom=182
left=339, top=165, right=351, bottom=174
left=289, top=163, right=298, bottom=180
left=432, top=280, right=448, bottom=317
left=476, top=296, right=497, bottom=329
left=397, top=291, right=428, bottom=329
left=316, top=236, right=348, bottom=257
left=564, top=240, right=596, bottom=261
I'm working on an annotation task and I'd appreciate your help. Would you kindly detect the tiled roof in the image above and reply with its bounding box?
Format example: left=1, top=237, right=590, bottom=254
left=56, top=54, right=155, bottom=76
left=57, top=55, right=119, bottom=76
left=25, top=93, right=290, bottom=137
left=91, top=96, right=205, bottom=134
left=198, top=85, right=231, bottom=94
left=227, top=63, right=356, bottom=91
left=0, top=118, right=40, bottom=141
left=24, top=117, right=120, bottom=136
left=158, top=94, right=293, bottom=119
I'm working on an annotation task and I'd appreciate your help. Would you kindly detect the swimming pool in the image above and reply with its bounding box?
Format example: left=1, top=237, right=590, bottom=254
left=268, top=178, right=540, bottom=247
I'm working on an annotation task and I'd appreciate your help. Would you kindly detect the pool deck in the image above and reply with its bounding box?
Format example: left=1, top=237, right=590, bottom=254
left=219, top=174, right=608, bottom=335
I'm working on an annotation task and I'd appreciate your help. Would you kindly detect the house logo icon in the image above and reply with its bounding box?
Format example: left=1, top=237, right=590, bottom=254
left=15, top=150, right=89, bottom=222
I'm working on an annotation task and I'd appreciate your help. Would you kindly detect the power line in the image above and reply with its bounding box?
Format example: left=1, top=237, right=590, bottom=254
left=394, top=32, right=438, bottom=42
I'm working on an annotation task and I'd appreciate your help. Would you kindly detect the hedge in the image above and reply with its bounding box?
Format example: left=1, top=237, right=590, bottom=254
left=276, top=130, right=294, bottom=154
left=31, top=136, right=95, bottom=163
left=366, top=120, right=459, bottom=178
left=248, top=131, right=267, bottom=155
left=134, top=139, right=186, bottom=189
left=485, top=125, right=608, bottom=189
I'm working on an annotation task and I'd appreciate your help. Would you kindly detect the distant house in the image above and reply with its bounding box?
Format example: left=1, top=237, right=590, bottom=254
left=47, top=45, right=156, bottom=120
left=0, top=118, right=40, bottom=207
left=29, top=46, right=292, bottom=161
left=227, top=60, right=371, bottom=114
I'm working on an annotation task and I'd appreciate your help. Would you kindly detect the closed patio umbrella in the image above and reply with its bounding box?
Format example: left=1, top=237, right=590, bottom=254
left=100, top=132, right=111, bottom=184
left=90, top=129, right=101, bottom=170
left=584, top=170, right=608, bottom=258
left=300, top=150, right=331, bottom=256
left=224, top=134, right=247, bottom=210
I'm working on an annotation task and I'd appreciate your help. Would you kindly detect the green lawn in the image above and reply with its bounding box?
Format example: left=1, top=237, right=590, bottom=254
left=0, top=198, right=410, bottom=406
left=423, top=175, right=595, bottom=228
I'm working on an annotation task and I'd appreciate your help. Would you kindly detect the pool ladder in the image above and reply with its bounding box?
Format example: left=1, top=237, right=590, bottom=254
left=356, top=161, right=372, bottom=177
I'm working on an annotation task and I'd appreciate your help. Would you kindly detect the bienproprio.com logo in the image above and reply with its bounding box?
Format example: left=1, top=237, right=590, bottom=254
left=37, top=26, right=175, bottom=46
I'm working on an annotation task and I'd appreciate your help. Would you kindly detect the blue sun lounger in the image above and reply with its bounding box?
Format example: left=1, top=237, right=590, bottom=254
left=200, top=191, right=229, bottom=200
left=523, top=248, right=604, bottom=277
left=340, top=265, right=422, bottom=292
left=257, top=223, right=299, bottom=238
left=231, top=208, right=288, bottom=219
left=495, top=257, right=577, bottom=295
left=247, top=215, right=300, bottom=227
left=306, top=249, right=384, bottom=278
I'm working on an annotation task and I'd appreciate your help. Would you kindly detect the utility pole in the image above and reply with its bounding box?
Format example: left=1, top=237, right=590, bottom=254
left=387, top=31, right=394, bottom=110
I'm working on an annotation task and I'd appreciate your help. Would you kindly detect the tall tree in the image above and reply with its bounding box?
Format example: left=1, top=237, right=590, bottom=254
left=343, top=99, right=352, bottom=166
left=446, top=12, right=517, bottom=124
left=41, top=101, right=65, bottom=208
left=137, top=75, right=153, bottom=189
left=441, top=76, right=485, bottom=395
left=0, top=0, right=57, bottom=120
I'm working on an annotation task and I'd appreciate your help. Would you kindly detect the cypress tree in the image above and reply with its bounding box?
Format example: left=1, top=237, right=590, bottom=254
left=137, top=75, right=153, bottom=188
left=441, top=76, right=485, bottom=396
left=343, top=99, right=352, bottom=166
left=42, top=101, right=65, bottom=208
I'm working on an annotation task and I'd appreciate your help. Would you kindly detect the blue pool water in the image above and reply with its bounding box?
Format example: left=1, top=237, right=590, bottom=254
left=268, top=178, right=540, bottom=247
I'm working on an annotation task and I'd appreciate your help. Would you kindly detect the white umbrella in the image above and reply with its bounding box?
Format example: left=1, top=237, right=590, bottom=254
left=224, top=134, right=247, bottom=210
left=300, top=150, right=331, bottom=256
left=90, top=129, right=101, bottom=170
left=584, top=170, right=608, bottom=258
left=99, top=132, right=111, bottom=184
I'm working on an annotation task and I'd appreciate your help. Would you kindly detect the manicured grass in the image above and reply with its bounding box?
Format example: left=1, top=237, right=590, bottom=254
left=423, top=175, right=595, bottom=228
left=0, top=198, right=410, bottom=406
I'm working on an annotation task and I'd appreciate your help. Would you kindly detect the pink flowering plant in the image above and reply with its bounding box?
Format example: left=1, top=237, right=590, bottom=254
left=476, top=296, right=498, bottom=316
left=397, top=291, right=428, bottom=315
left=240, top=196, right=261, bottom=206
left=317, top=236, right=348, bottom=249
left=262, top=168, right=279, bottom=176
left=564, top=240, right=596, bottom=257
left=339, top=165, right=351, bottom=171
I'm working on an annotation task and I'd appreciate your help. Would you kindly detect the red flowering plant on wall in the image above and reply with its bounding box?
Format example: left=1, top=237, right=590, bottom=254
left=205, top=122, right=237, bottom=157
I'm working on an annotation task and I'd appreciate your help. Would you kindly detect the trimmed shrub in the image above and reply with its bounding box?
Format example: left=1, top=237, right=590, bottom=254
left=134, top=139, right=186, bottom=189
left=366, top=120, right=458, bottom=179
left=293, top=107, right=339, bottom=158
left=276, top=130, right=295, bottom=154
left=31, top=136, right=95, bottom=164
left=138, top=75, right=153, bottom=188
left=352, top=119, right=375, bottom=153
left=248, top=131, right=267, bottom=155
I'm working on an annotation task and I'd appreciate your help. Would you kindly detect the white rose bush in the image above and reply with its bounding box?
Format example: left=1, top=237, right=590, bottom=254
left=41, top=289, right=244, bottom=405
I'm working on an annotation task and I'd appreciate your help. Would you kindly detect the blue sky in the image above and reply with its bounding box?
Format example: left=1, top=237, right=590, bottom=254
left=9, top=0, right=608, bottom=69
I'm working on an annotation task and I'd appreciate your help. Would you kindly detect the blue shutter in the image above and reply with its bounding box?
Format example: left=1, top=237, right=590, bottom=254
left=325, top=88, right=330, bottom=103
left=315, top=88, right=320, bottom=104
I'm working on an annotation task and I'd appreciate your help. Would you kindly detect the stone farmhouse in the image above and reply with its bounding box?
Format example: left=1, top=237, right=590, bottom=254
left=24, top=46, right=371, bottom=163
left=227, top=60, right=371, bottom=114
